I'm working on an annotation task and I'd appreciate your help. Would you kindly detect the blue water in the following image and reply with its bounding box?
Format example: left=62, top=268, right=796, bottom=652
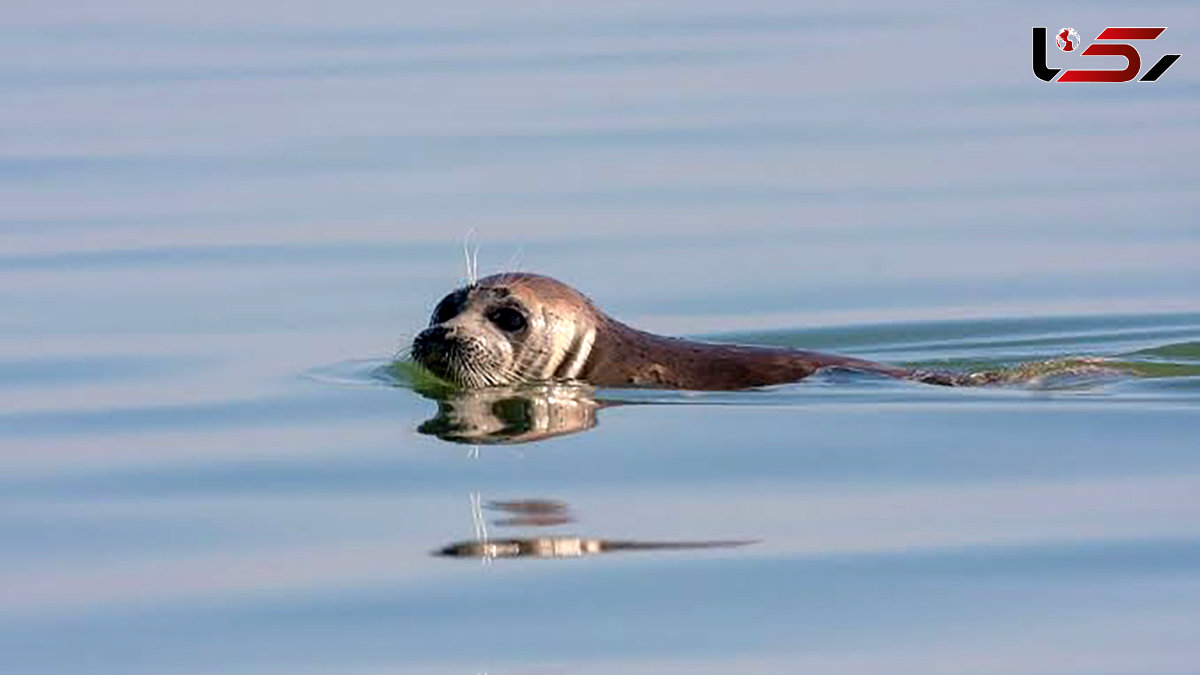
left=3, top=2, right=1200, bottom=674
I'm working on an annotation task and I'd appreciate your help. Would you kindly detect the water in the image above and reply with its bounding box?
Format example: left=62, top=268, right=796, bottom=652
left=3, top=2, right=1200, bottom=673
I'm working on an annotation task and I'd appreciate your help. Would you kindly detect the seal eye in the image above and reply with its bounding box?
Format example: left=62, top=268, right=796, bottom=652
left=488, top=307, right=527, bottom=332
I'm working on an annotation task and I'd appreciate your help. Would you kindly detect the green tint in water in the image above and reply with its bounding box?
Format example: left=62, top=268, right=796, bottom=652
left=384, top=359, right=456, bottom=395
left=1128, top=341, right=1200, bottom=361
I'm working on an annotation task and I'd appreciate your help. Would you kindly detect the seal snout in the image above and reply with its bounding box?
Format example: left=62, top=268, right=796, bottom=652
left=411, top=325, right=457, bottom=373
left=412, top=322, right=502, bottom=387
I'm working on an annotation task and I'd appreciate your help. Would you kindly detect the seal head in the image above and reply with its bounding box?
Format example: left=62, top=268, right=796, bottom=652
left=411, top=273, right=600, bottom=388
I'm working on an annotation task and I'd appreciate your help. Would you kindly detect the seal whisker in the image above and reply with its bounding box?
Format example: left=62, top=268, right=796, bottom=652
left=461, top=230, right=480, bottom=286
left=461, top=240, right=472, bottom=286
left=498, top=246, right=525, bottom=283
left=393, top=332, right=416, bottom=361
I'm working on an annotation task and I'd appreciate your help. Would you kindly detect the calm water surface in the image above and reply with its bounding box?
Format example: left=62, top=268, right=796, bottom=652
left=3, top=2, right=1200, bottom=674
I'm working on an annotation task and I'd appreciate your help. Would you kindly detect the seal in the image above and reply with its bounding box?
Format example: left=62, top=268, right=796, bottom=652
left=410, top=272, right=980, bottom=390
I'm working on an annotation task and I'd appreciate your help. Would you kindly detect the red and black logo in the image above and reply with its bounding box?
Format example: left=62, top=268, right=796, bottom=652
left=1033, top=26, right=1181, bottom=82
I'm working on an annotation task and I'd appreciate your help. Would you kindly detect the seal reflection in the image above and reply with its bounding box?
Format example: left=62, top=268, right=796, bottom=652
left=415, top=381, right=608, bottom=445
left=434, top=495, right=757, bottom=562
left=396, top=366, right=758, bottom=562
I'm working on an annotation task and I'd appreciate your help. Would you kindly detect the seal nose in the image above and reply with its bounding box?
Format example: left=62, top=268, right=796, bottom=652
left=413, top=325, right=455, bottom=357
left=413, top=325, right=455, bottom=369
left=424, top=325, right=458, bottom=341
